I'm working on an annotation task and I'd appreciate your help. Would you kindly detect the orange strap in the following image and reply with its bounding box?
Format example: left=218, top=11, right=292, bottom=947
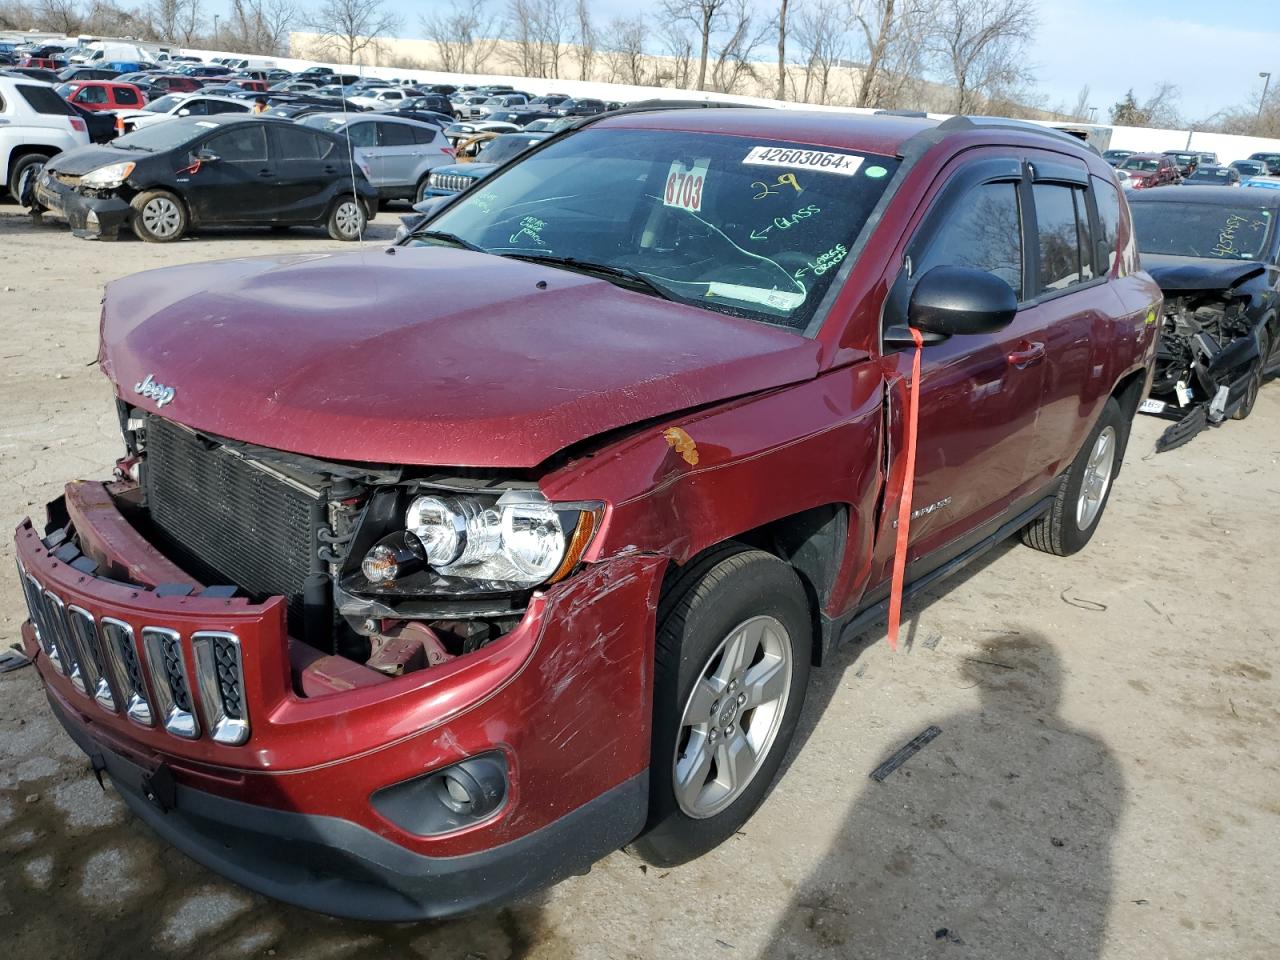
left=887, top=327, right=924, bottom=650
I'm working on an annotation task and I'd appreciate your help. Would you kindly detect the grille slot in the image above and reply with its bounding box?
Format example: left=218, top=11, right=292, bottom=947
left=43, top=592, right=85, bottom=695
left=192, top=632, right=250, bottom=745
left=18, top=562, right=63, bottom=674
left=101, top=618, right=153, bottom=726
left=67, top=605, right=115, bottom=711
left=142, top=417, right=319, bottom=627
left=142, top=627, right=200, bottom=739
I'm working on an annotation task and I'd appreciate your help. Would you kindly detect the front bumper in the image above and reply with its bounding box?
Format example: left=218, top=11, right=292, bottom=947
left=33, top=172, right=130, bottom=239
left=15, top=483, right=665, bottom=917
left=49, top=695, right=646, bottom=920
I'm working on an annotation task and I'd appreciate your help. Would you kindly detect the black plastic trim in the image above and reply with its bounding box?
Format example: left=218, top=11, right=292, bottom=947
left=48, top=699, right=649, bottom=921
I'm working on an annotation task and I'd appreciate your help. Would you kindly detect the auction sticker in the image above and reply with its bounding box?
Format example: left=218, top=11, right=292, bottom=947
left=744, top=146, right=863, bottom=176
left=664, top=159, right=709, bottom=213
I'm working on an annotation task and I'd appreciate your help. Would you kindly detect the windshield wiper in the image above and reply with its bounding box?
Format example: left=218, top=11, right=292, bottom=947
left=501, top=253, right=674, bottom=300
left=410, top=229, right=486, bottom=252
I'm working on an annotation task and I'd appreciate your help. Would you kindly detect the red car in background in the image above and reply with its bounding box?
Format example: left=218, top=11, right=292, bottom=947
left=145, top=74, right=204, bottom=95
left=56, top=80, right=146, bottom=112
left=1117, top=152, right=1181, bottom=189
left=18, top=57, right=66, bottom=70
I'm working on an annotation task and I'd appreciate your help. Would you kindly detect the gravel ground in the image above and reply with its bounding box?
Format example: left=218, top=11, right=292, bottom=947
left=0, top=205, right=1277, bottom=960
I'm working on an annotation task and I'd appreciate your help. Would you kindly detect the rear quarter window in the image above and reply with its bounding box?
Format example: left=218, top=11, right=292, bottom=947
left=15, top=83, right=75, bottom=115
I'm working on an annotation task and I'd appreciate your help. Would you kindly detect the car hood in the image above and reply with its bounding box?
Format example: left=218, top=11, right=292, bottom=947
left=100, top=247, right=822, bottom=468
left=435, top=162, right=494, bottom=178
left=1142, top=254, right=1267, bottom=293
left=47, top=143, right=145, bottom=176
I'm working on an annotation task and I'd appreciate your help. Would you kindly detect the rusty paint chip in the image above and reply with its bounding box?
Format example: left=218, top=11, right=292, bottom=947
left=663, top=427, right=699, bottom=466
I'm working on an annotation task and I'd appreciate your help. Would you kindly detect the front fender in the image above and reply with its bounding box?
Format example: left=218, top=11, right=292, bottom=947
left=540, top=362, right=887, bottom=621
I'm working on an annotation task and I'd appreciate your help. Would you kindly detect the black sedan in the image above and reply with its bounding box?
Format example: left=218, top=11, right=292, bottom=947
left=1128, top=186, right=1280, bottom=447
left=32, top=115, right=377, bottom=242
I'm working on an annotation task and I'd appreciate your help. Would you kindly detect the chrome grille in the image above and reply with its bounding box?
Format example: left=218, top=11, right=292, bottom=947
left=101, top=618, right=154, bottom=726
left=66, top=605, right=115, bottom=711
left=427, top=172, right=471, bottom=194
left=192, top=632, right=250, bottom=745
left=18, top=563, right=250, bottom=745
left=142, top=627, right=200, bottom=739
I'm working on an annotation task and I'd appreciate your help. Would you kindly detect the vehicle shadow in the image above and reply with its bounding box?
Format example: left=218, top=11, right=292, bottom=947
left=761, top=623, right=1124, bottom=959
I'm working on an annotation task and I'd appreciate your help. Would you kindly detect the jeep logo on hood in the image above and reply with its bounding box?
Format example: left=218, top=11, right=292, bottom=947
left=134, top=373, right=175, bottom=407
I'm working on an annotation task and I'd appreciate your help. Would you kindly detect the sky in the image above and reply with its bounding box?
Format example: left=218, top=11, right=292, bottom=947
left=206, top=0, right=1280, bottom=123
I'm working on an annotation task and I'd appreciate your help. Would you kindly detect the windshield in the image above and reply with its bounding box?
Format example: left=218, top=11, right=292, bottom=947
left=413, top=128, right=898, bottom=331
left=113, top=117, right=212, bottom=152
left=1187, top=168, right=1230, bottom=182
left=1121, top=158, right=1160, bottom=172
left=478, top=135, right=545, bottom=164
left=146, top=93, right=183, bottom=113
left=1131, top=202, right=1274, bottom=260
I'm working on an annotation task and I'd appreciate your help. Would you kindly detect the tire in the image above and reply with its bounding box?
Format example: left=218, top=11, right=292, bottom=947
left=129, top=189, right=187, bottom=242
left=414, top=177, right=431, bottom=204
left=627, top=545, right=812, bottom=867
left=1232, top=328, right=1269, bottom=420
left=327, top=195, right=366, bottom=241
left=9, top=153, right=50, bottom=206
left=1021, top=397, right=1127, bottom=556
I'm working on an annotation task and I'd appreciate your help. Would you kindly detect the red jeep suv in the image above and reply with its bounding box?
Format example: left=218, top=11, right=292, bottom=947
left=14, top=109, right=1159, bottom=920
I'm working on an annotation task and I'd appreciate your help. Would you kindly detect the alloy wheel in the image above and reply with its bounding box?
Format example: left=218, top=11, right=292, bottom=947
left=1076, top=425, right=1116, bottom=530
left=334, top=200, right=363, bottom=239
left=673, top=615, right=793, bottom=819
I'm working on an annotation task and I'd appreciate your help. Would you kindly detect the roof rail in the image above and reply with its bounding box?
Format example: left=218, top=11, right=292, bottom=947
left=563, top=98, right=763, bottom=134
left=936, top=115, right=1101, bottom=154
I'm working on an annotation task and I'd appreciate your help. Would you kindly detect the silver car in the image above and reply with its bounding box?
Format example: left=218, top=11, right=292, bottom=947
left=299, top=113, right=454, bottom=203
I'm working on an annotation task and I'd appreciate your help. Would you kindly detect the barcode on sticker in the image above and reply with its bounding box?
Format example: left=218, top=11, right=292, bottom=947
left=664, top=160, right=708, bottom=213
left=744, top=146, right=863, bottom=176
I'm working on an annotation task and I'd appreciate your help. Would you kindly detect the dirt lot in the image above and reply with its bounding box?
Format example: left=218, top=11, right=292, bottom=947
left=0, top=205, right=1277, bottom=960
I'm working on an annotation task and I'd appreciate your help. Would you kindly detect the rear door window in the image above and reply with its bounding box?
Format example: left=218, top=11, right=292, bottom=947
left=273, top=125, right=323, bottom=160
left=15, top=83, right=75, bottom=115
left=378, top=122, right=415, bottom=147
left=914, top=181, right=1024, bottom=299
left=1033, top=183, right=1093, bottom=291
left=205, top=125, right=268, bottom=162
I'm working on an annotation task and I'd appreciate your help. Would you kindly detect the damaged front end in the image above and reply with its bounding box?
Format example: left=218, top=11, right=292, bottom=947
left=1141, top=260, right=1273, bottom=451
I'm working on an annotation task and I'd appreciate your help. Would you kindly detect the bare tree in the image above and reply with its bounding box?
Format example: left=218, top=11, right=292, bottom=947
left=657, top=20, right=696, bottom=88
left=709, top=0, right=770, bottom=94
left=1067, top=83, right=1091, bottom=121
left=312, top=0, right=400, bottom=64
left=776, top=0, right=789, bottom=100
left=420, top=0, right=500, bottom=73
left=1141, top=82, right=1181, bottom=129
left=146, top=0, right=203, bottom=43
left=503, top=0, right=569, bottom=78
left=601, top=15, right=648, bottom=85
left=573, top=0, right=595, bottom=80
left=661, top=0, right=729, bottom=91
left=36, top=0, right=83, bottom=34
left=929, top=0, right=1036, bottom=114
left=222, top=0, right=298, bottom=55
left=791, top=0, right=846, bottom=104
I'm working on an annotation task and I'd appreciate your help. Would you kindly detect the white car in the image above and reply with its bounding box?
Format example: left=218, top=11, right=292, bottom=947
left=299, top=113, right=455, bottom=204
left=0, top=77, right=90, bottom=203
left=114, top=92, right=252, bottom=132
left=349, top=88, right=412, bottom=111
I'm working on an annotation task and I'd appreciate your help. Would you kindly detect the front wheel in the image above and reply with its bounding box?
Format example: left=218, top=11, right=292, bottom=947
left=327, top=196, right=366, bottom=241
left=415, top=176, right=432, bottom=204
left=1021, top=396, right=1127, bottom=556
left=130, top=189, right=187, bottom=242
left=9, top=153, right=49, bottom=206
left=627, top=546, right=812, bottom=867
left=1232, top=329, right=1269, bottom=420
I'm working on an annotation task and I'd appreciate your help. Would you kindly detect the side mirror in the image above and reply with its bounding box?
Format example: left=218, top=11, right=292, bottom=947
left=176, top=107, right=190, bottom=116
left=892, top=265, right=1017, bottom=343
left=193, top=148, right=219, bottom=162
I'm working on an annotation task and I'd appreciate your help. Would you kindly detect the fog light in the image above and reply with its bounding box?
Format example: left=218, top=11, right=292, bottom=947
left=370, top=752, right=508, bottom=836
left=361, top=544, right=398, bottom=583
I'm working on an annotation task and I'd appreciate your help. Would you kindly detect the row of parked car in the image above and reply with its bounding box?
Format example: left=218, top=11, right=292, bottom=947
left=1101, top=147, right=1280, bottom=190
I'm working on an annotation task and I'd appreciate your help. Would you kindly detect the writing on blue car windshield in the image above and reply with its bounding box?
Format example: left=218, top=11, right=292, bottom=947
left=1130, top=201, right=1274, bottom=260
left=411, top=129, right=900, bottom=330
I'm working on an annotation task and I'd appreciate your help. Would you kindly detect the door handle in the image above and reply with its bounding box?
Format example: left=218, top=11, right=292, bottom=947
left=1008, top=341, right=1046, bottom=368
left=258, top=169, right=274, bottom=178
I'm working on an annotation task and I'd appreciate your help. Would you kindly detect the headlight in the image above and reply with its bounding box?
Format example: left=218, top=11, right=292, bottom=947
left=393, top=491, right=596, bottom=588
left=79, top=161, right=135, bottom=189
